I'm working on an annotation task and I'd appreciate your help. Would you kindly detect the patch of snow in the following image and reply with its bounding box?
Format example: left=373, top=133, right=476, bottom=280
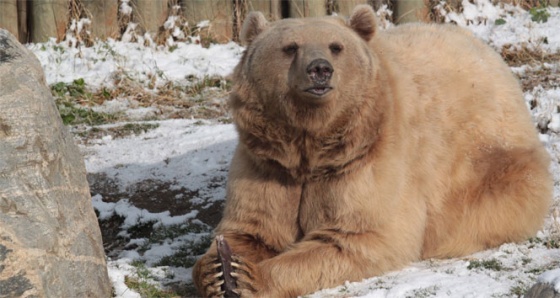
left=108, top=258, right=141, bottom=298
left=82, top=120, right=237, bottom=197
left=119, top=0, right=133, bottom=16
left=437, top=0, right=560, bottom=53
left=27, top=37, right=243, bottom=90
left=197, top=20, right=210, bottom=28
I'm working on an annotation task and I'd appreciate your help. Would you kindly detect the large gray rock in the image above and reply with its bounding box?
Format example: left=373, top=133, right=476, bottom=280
left=0, top=29, right=111, bottom=297
left=525, top=282, right=560, bottom=298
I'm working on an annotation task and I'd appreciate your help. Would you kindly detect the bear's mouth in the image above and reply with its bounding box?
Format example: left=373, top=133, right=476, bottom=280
left=305, top=86, right=332, bottom=97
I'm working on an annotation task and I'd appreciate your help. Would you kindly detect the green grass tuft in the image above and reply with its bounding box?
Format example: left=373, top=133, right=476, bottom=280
left=51, top=78, right=118, bottom=125
left=124, top=261, right=178, bottom=298
left=156, top=234, right=213, bottom=268
left=467, top=258, right=503, bottom=271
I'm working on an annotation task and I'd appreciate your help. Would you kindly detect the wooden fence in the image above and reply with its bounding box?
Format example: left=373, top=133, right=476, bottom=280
left=1, top=0, right=559, bottom=44
left=0, top=0, right=388, bottom=44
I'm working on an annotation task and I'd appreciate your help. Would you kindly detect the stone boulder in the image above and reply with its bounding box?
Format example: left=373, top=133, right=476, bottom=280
left=525, top=281, right=560, bottom=298
left=0, top=29, right=111, bottom=297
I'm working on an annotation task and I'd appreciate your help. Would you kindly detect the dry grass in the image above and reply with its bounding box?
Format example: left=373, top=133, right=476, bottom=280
left=516, top=63, right=560, bottom=91
left=426, top=0, right=554, bottom=23
left=106, top=73, right=231, bottom=118
left=153, top=2, right=218, bottom=47
left=52, top=74, right=232, bottom=126
left=501, top=43, right=560, bottom=66
left=499, top=43, right=560, bottom=92
left=117, top=0, right=137, bottom=42
left=64, top=0, right=94, bottom=47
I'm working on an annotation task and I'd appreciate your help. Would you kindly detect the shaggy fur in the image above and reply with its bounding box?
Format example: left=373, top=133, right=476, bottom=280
left=193, top=5, right=552, bottom=297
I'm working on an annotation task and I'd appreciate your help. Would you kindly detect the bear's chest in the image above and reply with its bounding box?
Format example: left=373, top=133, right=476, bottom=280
left=294, top=164, right=380, bottom=236
left=297, top=180, right=345, bottom=234
left=260, top=136, right=373, bottom=184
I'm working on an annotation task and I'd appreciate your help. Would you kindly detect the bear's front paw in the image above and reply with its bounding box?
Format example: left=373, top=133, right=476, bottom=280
left=195, top=255, right=227, bottom=297
left=229, top=254, right=263, bottom=297
left=216, top=235, right=263, bottom=297
left=195, top=236, right=264, bottom=298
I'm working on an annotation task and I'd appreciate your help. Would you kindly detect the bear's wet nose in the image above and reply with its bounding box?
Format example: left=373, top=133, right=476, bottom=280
left=307, top=59, right=333, bottom=84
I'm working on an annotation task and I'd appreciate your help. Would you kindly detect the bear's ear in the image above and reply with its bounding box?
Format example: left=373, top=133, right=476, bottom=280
left=348, top=5, right=377, bottom=42
left=240, top=11, right=269, bottom=45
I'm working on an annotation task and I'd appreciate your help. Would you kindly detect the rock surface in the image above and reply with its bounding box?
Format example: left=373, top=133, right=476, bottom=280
left=0, top=29, right=111, bottom=297
left=525, top=282, right=560, bottom=298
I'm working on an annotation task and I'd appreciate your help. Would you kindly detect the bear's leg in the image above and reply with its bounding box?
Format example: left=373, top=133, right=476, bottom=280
left=422, top=147, right=552, bottom=258
left=193, top=148, right=302, bottom=297
left=227, top=188, right=428, bottom=297
left=240, top=224, right=422, bottom=297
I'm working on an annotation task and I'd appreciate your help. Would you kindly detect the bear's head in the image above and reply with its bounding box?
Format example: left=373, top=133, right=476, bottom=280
left=230, top=6, right=388, bottom=176
left=231, top=5, right=381, bottom=132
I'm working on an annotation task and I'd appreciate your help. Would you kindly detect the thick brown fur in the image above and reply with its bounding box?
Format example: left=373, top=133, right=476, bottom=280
left=193, top=5, right=552, bottom=297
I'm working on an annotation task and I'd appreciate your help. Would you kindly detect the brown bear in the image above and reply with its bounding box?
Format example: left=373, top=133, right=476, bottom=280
left=193, top=5, right=552, bottom=297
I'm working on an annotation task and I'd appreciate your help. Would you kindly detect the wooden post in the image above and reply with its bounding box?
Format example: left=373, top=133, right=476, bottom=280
left=335, top=0, right=369, bottom=16
left=132, top=0, right=169, bottom=35
left=0, top=0, right=19, bottom=39
left=29, top=0, right=69, bottom=42
left=17, top=0, right=28, bottom=43
left=394, top=0, right=428, bottom=23
left=83, top=0, right=119, bottom=40
left=181, top=0, right=233, bottom=42
left=289, top=0, right=326, bottom=18
left=234, top=0, right=280, bottom=41
left=246, top=0, right=281, bottom=20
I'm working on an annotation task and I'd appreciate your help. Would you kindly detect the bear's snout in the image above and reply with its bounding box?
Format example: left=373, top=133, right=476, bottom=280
left=307, top=58, right=333, bottom=85
left=303, top=58, right=334, bottom=97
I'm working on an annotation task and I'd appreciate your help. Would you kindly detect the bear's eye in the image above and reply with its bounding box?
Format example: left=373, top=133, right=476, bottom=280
left=329, top=43, right=343, bottom=55
left=282, top=43, right=299, bottom=55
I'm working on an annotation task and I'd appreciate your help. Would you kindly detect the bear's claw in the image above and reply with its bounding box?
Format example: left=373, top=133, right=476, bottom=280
left=216, top=235, right=241, bottom=298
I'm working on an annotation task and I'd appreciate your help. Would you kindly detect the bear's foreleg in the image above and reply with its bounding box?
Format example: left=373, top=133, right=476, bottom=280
left=242, top=227, right=416, bottom=297
left=193, top=147, right=302, bottom=297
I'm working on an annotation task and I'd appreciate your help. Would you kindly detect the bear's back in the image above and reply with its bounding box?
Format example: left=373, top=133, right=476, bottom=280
left=373, top=23, right=539, bottom=148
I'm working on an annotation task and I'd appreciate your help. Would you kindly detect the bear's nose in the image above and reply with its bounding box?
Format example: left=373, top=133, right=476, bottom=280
left=307, top=59, right=333, bottom=84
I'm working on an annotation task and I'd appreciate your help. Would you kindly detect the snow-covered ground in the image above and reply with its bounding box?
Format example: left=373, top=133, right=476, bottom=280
left=27, top=1, right=560, bottom=297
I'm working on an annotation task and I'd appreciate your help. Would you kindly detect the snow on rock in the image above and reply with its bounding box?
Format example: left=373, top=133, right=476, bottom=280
left=539, top=269, right=560, bottom=292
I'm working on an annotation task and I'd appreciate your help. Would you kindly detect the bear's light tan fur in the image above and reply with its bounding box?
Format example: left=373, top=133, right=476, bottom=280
left=193, top=5, right=552, bottom=297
